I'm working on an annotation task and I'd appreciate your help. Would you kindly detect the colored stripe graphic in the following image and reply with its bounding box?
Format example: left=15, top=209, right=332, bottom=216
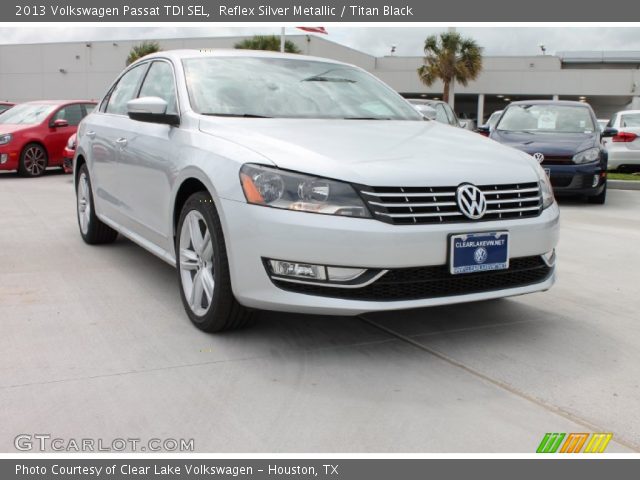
left=537, top=433, right=566, bottom=453
left=560, top=433, right=589, bottom=453
left=584, top=433, right=613, bottom=453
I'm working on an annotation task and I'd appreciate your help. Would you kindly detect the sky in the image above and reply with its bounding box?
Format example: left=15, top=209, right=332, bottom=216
left=1, top=26, right=640, bottom=57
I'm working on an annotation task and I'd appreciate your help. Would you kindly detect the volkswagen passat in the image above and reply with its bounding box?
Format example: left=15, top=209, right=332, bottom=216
left=74, top=50, right=559, bottom=332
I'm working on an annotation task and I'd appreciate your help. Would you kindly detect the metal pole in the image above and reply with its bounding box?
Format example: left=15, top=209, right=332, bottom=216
left=280, top=27, right=285, bottom=53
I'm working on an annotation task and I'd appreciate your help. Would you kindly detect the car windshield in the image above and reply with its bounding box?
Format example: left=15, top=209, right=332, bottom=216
left=497, top=104, right=595, bottom=134
left=0, top=104, right=56, bottom=125
left=183, top=57, right=422, bottom=120
left=621, top=113, right=640, bottom=128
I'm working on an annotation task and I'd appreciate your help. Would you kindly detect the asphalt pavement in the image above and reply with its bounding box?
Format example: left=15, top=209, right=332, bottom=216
left=0, top=170, right=638, bottom=453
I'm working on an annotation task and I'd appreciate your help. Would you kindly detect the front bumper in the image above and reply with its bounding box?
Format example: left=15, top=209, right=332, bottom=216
left=0, top=147, right=19, bottom=170
left=219, top=198, right=560, bottom=315
left=546, top=162, right=606, bottom=196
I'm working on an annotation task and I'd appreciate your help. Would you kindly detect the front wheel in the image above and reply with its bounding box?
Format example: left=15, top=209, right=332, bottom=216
left=176, top=191, right=253, bottom=332
left=18, top=143, right=48, bottom=177
left=76, top=163, right=118, bottom=244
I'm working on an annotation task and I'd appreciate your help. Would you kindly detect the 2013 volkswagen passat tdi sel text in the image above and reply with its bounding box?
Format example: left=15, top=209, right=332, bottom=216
left=74, top=50, right=559, bottom=332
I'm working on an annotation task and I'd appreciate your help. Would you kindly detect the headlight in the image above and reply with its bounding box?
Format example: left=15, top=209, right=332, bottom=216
left=0, top=133, right=12, bottom=145
left=67, top=136, right=76, bottom=149
left=536, top=164, right=555, bottom=209
left=572, top=147, right=600, bottom=164
left=239, top=164, right=371, bottom=218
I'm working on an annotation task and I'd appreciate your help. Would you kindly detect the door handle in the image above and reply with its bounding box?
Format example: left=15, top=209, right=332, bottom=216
left=116, top=137, right=128, bottom=147
left=86, top=130, right=96, bottom=139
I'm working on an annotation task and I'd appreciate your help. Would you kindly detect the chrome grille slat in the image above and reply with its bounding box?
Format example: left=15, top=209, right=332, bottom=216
left=358, top=182, right=542, bottom=225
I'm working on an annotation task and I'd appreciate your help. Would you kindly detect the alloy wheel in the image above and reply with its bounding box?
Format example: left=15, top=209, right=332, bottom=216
left=23, top=146, right=46, bottom=176
left=179, top=210, right=215, bottom=316
left=77, top=172, right=91, bottom=235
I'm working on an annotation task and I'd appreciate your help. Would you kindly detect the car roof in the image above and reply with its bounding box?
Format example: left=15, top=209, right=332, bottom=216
left=509, top=100, right=591, bottom=107
left=136, top=49, right=351, bottom=67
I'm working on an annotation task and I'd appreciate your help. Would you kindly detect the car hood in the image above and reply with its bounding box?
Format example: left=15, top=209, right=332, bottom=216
left=0, top=124, right=32, bottom=135
left=491, top=130, right=598, bottom=156
left=198, top=118, right=540, bottom=187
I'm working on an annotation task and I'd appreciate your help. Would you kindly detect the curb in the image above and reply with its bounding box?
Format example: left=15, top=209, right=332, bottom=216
left=608, top=180, right=640, bottom=191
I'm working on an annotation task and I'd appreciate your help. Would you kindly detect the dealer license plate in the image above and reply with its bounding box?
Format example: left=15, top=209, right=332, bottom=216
left=450, top=232, right=509, bottom=275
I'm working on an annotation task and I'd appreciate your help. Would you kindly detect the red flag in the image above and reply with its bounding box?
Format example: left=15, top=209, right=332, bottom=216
left=296, top=27, right=328, bottom=34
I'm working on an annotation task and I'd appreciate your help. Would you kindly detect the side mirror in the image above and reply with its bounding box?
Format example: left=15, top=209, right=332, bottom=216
left=414, top=105, right=437, bottom=121
left=602, top=127, right=618, bottom=138
left=127, top=97, right=179, bottom=126
left=476, top=126, right=490, bottom=137
left=52, top=119, right=69, bottom=128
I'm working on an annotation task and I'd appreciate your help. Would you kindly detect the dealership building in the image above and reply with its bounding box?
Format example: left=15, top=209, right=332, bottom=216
left=1, top=34, right=639, bottom=122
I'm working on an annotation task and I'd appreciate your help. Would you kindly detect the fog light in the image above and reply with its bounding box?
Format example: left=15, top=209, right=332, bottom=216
left=592, top=175, right=599, bottom=188
left=269, top=260, right=326, bottom=280
left=0, top=154, right=7, bottom=164
left=542, top=249, right=556, bottom=267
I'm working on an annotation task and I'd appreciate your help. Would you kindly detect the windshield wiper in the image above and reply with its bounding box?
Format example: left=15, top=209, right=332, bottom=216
left=301, top=76, right=356, bottom=83
left=202, top=113, right=272, bottom=118
left=343, top=117, right=391, bottom=120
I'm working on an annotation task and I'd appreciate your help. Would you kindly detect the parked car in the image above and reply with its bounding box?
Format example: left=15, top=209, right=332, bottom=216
left=457, top=112, right=476, bottom=131
left=0, top=102, right=15, bottom=115
left=408, top=99, right=460, bottom=127
left=489, top=100, right=609, bottom=204
left=75, top=50, right=558, bottom=332
left=0, top=100, right=96, bottom=176
left=62, top=133, right=77, bottom=174
left=477, top=110, right=503, bottom=136
left=602, top=110, right=640, bottom=172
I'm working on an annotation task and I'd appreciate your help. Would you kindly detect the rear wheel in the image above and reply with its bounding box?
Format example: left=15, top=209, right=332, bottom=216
left=18, top=143, right=47, bottom=177
left=588, top=183, right=607, bottom=205
left=176, top=191, right=253, bottom=332
left=76, top=163, right=118, bottom=244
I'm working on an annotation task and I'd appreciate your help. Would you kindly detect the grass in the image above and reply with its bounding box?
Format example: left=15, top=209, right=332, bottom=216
left=607, top=172, right=640, bottom=181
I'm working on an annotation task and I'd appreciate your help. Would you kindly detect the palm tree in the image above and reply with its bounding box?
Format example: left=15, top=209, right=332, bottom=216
left=126, top=41, right=161, bottom=66
left=417, top=32, right=483, bottom=103
left=234, top=35, right=301, bottom=54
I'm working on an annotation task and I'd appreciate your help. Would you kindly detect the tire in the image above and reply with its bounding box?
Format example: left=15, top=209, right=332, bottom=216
left=18, top=143, right=48, bottom=177
left=76, top=163, right=118, bottom=244
left=588, top=183, right=607, bottom=205
left=176, top=191, right=253, bottom=332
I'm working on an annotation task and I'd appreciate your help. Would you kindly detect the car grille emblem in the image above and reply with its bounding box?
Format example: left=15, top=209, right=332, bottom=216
left=533, top=152, right=545, bottom=163
left=456, top=184, right=487, bottom=220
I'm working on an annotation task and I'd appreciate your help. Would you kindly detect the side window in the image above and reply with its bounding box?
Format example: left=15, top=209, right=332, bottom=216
left=53, top=104, right=84, bottom=126
left=606, top=114, right=617, bottom=128
left=106, top=64, right=147, bottom=116
left=138, top=61, right=178, bottom=115
left=82, top=103, right=96, bottom=116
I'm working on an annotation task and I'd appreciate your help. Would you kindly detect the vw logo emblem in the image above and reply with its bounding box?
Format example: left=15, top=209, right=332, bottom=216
left=456, top=184, right=487, bottom=220
left=533, top=152, right=545, bottom=163
left=474, top=247, right=488, bottom=264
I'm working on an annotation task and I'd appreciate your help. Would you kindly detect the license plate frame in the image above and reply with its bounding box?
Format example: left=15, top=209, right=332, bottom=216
left=449, top=231, right=510, bottom=275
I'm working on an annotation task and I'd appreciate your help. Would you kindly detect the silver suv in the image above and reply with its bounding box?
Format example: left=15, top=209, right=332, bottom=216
left=75, top=50, right=559, bottom=332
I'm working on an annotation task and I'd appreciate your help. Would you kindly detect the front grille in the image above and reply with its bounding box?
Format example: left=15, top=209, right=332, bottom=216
left=271, top=256, right=552, bottom=302
left=541, top=156, right=573, bottom=165
left=358, top=182, right=542, bottom=225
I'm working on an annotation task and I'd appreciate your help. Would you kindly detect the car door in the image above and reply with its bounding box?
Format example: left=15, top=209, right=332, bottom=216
left=88, top=63, right=148, bottom=225
left=116, top=60, right=180, bottom=251
left=47, top=104, right=83, bottom=164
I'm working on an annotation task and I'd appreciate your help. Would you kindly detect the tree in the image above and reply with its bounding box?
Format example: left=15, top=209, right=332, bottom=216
left=234, top=35, right=301, bottom=54
left=126, top=41, right=161, bottom=66
left=417, top=32, right=482, bottom=104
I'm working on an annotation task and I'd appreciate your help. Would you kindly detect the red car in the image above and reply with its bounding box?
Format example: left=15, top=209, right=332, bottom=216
left=0, top=100, right=96, bottom=177
left=0, top=102, right=15, bottom=115
left=62, top=133, right=77, bottom=174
